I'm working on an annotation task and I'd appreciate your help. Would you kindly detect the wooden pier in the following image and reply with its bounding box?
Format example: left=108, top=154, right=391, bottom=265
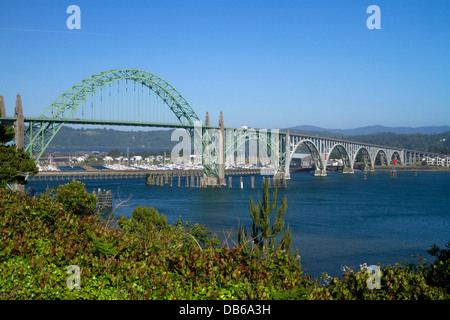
left=93, top=188, right=112, bottom=209
left=29, top=168, right=287, bottom=188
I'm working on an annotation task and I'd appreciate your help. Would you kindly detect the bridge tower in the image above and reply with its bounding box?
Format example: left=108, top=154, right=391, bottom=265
left=0, top=95, right=5, bottom=118
left=14, top=94, right=25, bottom=192
left=202, top=111, right=226, bottom=187
left=205, top=111, right=210, bottom=126
left=14, top=94, right=25, bottom=150
left=218, top=111, right=226, bottom=186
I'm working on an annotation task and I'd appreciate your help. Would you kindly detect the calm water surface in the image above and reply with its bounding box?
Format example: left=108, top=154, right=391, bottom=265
left=29, top=170, right=450, bottom=278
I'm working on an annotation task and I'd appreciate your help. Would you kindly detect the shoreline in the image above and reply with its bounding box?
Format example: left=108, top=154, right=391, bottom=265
left=372, top=165, right=450, bottom=172
left=291, top=166, right=450, bottom=173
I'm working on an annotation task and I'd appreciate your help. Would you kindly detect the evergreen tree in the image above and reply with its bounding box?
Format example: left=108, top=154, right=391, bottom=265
left=0, top=111, right=38, bottom=189
left=240, top=178, right=292, bottom=253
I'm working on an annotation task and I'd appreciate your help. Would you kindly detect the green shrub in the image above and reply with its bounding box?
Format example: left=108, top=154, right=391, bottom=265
left=0, top=189, right=311, bottom=300
left=311, top=262, right=449, bottom=300
left=0, top=188, right=448, bottom=300
left=119, top=205, right=167, bottom=233
left=426, top=242, right=450, bottom=293
left=50, top=180, right=97, bottom=217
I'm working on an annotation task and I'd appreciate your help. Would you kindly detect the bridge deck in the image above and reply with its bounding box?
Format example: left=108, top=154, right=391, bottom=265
left=30, top=168, right=262, bottom=180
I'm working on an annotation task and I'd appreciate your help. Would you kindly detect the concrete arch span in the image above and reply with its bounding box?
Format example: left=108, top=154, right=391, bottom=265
left=289, top=138, right=325, bottom=176
left=353, top=146, right=374, bottom=172
left=323, top=143, right=353, bottom=173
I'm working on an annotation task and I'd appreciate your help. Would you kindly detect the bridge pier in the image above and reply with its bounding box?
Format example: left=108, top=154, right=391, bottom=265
left=314, top=169, right=327, bottom=176
left=202, top=111, right=227, bottom=188
left=0, top=95, right=5, bottom=118
left=343, top=167, right=354, bottom=174
left=284, top=129, right=291, bottom=179
left=13, top=94, right=25, bottom=193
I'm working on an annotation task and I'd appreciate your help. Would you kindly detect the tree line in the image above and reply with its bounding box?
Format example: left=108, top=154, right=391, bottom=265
left=349, top=131, right=450, bottom=154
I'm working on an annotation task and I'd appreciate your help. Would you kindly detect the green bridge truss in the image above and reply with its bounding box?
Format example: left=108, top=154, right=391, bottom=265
left=24, top=69, right=226, bottom=177
left=23, top=68, right=285, bottom=179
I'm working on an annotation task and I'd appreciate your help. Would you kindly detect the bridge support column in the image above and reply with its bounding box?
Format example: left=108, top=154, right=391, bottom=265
left=314, top=169, right=327, bottom=176
left=284, top=129, right=291, bottom=179
left=0, top=95, right=5, bottom=118
left=218, top=111, right=226, bottom=186
left=202, top=111, right=226, bottom=188
left=14, top=94, right=25, bottom=149
left=343, top=167, right=354, bottom=174
left=13, top=94, right=25, bottom=193
left=314, top=153, right=327, bottom=176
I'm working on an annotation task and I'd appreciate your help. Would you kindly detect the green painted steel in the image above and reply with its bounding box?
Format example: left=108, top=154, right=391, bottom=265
left=15, top=68, right=288, bottom=179
left=225, top=128, right=286, bottom=173
left=25, top=69, right=200, bottom=160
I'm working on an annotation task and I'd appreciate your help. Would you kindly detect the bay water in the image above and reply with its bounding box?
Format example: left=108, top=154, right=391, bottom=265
left=28, top=170, right=450, bottom=278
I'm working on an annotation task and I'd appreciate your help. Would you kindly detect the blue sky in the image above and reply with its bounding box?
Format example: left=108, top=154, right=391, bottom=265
left=0, top=0, right=449, bottom=129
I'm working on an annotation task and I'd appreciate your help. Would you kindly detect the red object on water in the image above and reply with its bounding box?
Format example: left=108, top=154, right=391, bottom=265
left=393, top=159, right=397, bottom=165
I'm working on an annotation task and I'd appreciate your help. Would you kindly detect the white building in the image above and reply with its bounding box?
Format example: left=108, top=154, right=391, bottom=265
left=104, top=156, right=113, bottom=164
left=425, top=156, right=450, bottom=167
left=145, top=156, right=155, bottom=163
left=131, top=155, right=142, bottom=163
left=74, top=156, right=86, bottom=163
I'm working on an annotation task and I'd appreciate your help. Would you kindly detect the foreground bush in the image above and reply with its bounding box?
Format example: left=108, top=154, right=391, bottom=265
left=0, top=189, right=308, bottom=299
left=307, top=262, right=448, bottom=300
left=0, top=187, right=448, bottom=300
left=44, top=180, right=97, bottom=217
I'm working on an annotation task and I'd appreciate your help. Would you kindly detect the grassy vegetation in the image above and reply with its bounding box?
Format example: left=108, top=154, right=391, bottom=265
left=0, top=181, right=448, bottom=300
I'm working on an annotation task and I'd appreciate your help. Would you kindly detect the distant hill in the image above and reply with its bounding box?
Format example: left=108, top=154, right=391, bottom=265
left=45, top=126, right=177, bottom=150
left=288, top=125, right=450, bottom=136
left=35, top=124, right=450, bottom=155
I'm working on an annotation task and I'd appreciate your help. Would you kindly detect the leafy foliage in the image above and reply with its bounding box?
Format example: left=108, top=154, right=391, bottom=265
left=309, top=261, right=448, bottom=300
left=88, top=232, right=118, bottom=258
left=119, top=205, right=167, bottom=232
left=0, top=187, right=307, bottom=300
left=0, top=183, right=448, bottom=300
left=426, top=241, right=450, bottom=293
left=46, top=180, right=97, bottom=217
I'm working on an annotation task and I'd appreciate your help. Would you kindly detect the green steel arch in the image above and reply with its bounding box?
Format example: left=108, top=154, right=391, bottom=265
left=25, top=68, right=201, bottom=163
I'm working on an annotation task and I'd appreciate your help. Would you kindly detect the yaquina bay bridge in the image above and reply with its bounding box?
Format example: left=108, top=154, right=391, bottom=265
left=0, top=68, right=445, bottom=190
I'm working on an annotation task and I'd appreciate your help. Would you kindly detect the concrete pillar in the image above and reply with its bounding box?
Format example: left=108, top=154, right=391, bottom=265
left=285, top=129, right=291, bottom=179
left=13, top=94, right=25, bottom=193
left=0, top=95, right=5, bottom=117
left=14, top=94, right=24, bottom=149
left=315, top=169, right=327, bottom=176
left=205, top=111, right=210, bottom=126
left=202, top=111, right=226, bottom=187
left=218, top=111, right=226, bottom=186
left=343, top=167, right=354, bottom=174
